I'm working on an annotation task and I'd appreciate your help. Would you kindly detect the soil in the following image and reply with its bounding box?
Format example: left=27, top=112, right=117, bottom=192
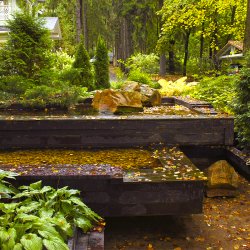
left=105, top=175, right=250, bottom=250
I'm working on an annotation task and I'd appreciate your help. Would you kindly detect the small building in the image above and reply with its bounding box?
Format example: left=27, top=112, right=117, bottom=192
left=216, top=40, right=244, bottom=74
left=216, top=40, right=244, bottom=60
left=0, top=0, right=62, bottom=42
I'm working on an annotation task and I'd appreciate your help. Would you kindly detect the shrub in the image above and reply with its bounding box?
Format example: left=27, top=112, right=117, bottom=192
left=233, top=68, right=250, bottom=149
left=72, top=40, right=94, bottom=90
left=0, top=172, right=102, bottom=250
left=0, top=75, right=35, bottom=95
left=22, top=84, right=88, bottom=109
left=52, top=50, right=74, bottom=70
left=189, top=75, right=237, bottom=114
left=125, top=53, right=159, bottom=74
left=159, top=77, right=193, bottom=96
left=94, top=37, right=110, bottom=89
left=127, top=69, right=152, bottom=85
left=0, top=13, right=52, bottom=79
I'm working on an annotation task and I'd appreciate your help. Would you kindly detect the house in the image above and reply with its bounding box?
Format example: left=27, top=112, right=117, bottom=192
left=0, top=0, right=61, bottom=42
left=217, top=40, right=243, bottom=60
left=216, top=40, right=244, bottom=74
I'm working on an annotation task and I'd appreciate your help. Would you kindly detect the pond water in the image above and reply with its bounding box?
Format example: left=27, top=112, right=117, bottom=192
left=0, top=105, right=199, bottom=120
left=0, top=147, right=207, bottom=182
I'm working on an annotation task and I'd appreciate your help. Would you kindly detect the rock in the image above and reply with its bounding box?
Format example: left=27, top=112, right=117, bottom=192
left=140, top=84, right=161, bottom=107
left=122, top=82, right=162, bottom=107
left=92, top=89, right=143, bottom=114
left=121, top=81, right=141, bottom=92
left=206, top=160, right=239, bottom=197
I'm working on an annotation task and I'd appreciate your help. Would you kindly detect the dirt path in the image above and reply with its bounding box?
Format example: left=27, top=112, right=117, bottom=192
left=105, top=176, right=250, bottom=250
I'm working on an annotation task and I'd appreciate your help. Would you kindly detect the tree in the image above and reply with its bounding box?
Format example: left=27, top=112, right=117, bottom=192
left=244, top=0, right=250, bottom=51
left=0, top=13, right=52, bottom=79
left=94, top=37, right=110, bottom=89
left=72, top=38, right=94, bottom=90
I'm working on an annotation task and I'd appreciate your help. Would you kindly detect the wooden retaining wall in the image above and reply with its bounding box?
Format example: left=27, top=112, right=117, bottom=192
left=0, top=116, right=234, bottom=149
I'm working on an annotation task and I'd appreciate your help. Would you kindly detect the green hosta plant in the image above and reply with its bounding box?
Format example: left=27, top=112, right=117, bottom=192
left=0, top=170, right=18, bottom=199
left=0, top=177, right=102, bottom=250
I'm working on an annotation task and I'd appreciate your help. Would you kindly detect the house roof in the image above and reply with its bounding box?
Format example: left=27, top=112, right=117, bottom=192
left=43, top=17, right=62, bottom=40
left=0, top=17, right=62, bottom=42
left=217, top=40, right=244, bottom=59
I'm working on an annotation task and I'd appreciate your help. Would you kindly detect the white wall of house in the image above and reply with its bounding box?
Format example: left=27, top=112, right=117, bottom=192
left=0, top=0, right=18, bottom=26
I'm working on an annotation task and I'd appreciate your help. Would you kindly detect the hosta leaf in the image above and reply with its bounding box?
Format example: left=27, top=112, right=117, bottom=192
left=29, top=181, right=42, bottom=190
left=0, top=229, right=9, bottom=242
left=74, top=217, right=92, bottom=233
left=13, top=243, right=23, bottom=250
left=50, top=216, right=73, bottom=237
left=1, top=228, right=16, bottom=250
left=0, top=202, right=19, bottom=213
left=15, top=213, right=39, bottom=222
left=17, top=202, right=41, bottom=214
left=20, top=233, right=42, bottom=250
left=40, top=186, right=53, bottom=194
left=69, top=197, right=87, bottom=208
left=0, top=170, right=19, bottom=180
left=38, top=207, right=54, bottom=218
left=43, top=238, right=69, bottom=250
left=61, top=200, right=72, bottom=214
left=19, top=181, right=42, bottom=191
left=36, top=223, right=63, bottom=241
left=0, top=183, right=18, bottom=196
left=14, top=223, right=32, bottom=241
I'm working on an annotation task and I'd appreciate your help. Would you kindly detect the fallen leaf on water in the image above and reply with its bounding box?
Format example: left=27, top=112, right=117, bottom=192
left=195, top=236, right=205, bottom=242
left=147, top=243, right=154, bottom=249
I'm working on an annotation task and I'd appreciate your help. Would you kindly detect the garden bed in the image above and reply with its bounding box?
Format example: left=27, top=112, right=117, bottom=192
left=0, top=147, right=206, bottom=216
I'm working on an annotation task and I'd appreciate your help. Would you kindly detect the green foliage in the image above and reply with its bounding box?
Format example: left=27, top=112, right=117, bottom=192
left=110, top=81, right=125, bottom=90
left=72, top=40, right=94, bottom=90
left=22, top=83, right=88, bottom=109
left=0, top=76, right=35, bottom=95
left=127, top=69, right=152, bottom=85
left=233, top=68, right=250, bottom=148
left=159, top=78, right=194, bottom=96
left=94, top=37, right=110, bottom=89
left=125, top=53, right=159, bottom=74
left=0, top=174, right=102, bottom=250
left=0, top=13, right=52, bottom=79
left=51, top=51, right=74, bottom=71
left=0, top=170, right=18, bottom=199
left=189, top=75, right=237, bottom=113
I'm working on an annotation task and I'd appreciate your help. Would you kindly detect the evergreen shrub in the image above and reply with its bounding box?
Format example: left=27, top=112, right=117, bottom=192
left=0, top=13, right=52, bottom=79
left=72, top=40, right=94, bottom=90
left=94, top=37, right=110, bottom=89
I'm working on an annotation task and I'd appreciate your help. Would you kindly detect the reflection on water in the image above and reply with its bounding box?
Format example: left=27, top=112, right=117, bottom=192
left=0, top=105, right=199, bottom=120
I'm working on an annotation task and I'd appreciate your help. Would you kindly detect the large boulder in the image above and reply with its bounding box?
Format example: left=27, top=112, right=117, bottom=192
left=140, top=84, right=161, bottom=107
left=206, top=160, right=239, bottom=197
left=92, top=89, right=143, bottom=114
left=121, top=81, right=161, bottom=107
left=121, top=81, right=141, bottom=92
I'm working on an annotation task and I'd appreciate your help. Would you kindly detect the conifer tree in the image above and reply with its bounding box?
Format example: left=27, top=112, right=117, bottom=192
left=72, top=38, right=94, bottom=90
left=0, top=13, right=52, bottom=79
left=94, top=37, right=110, bottom=89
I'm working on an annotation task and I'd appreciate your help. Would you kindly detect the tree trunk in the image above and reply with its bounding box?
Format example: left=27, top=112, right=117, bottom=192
left=76, top=0, right=83, bottom=43
left=159, top=54, right=167, bottom=76
left=83, top=0, right=89, bottom=50
left=199, top=21, right=204, bottom=72
left=159, top=0, right=166, bottom=76
left=227, top=5, right=236, bottom=42
left=169, top=40, right=175, bottom=74
left=183, top=30, right=190, bottom=76
left=244, top=0, right=250, bottom=52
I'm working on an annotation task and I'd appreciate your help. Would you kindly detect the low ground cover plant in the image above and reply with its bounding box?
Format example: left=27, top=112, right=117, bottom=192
left=0, top=170, right=102, bottom=250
